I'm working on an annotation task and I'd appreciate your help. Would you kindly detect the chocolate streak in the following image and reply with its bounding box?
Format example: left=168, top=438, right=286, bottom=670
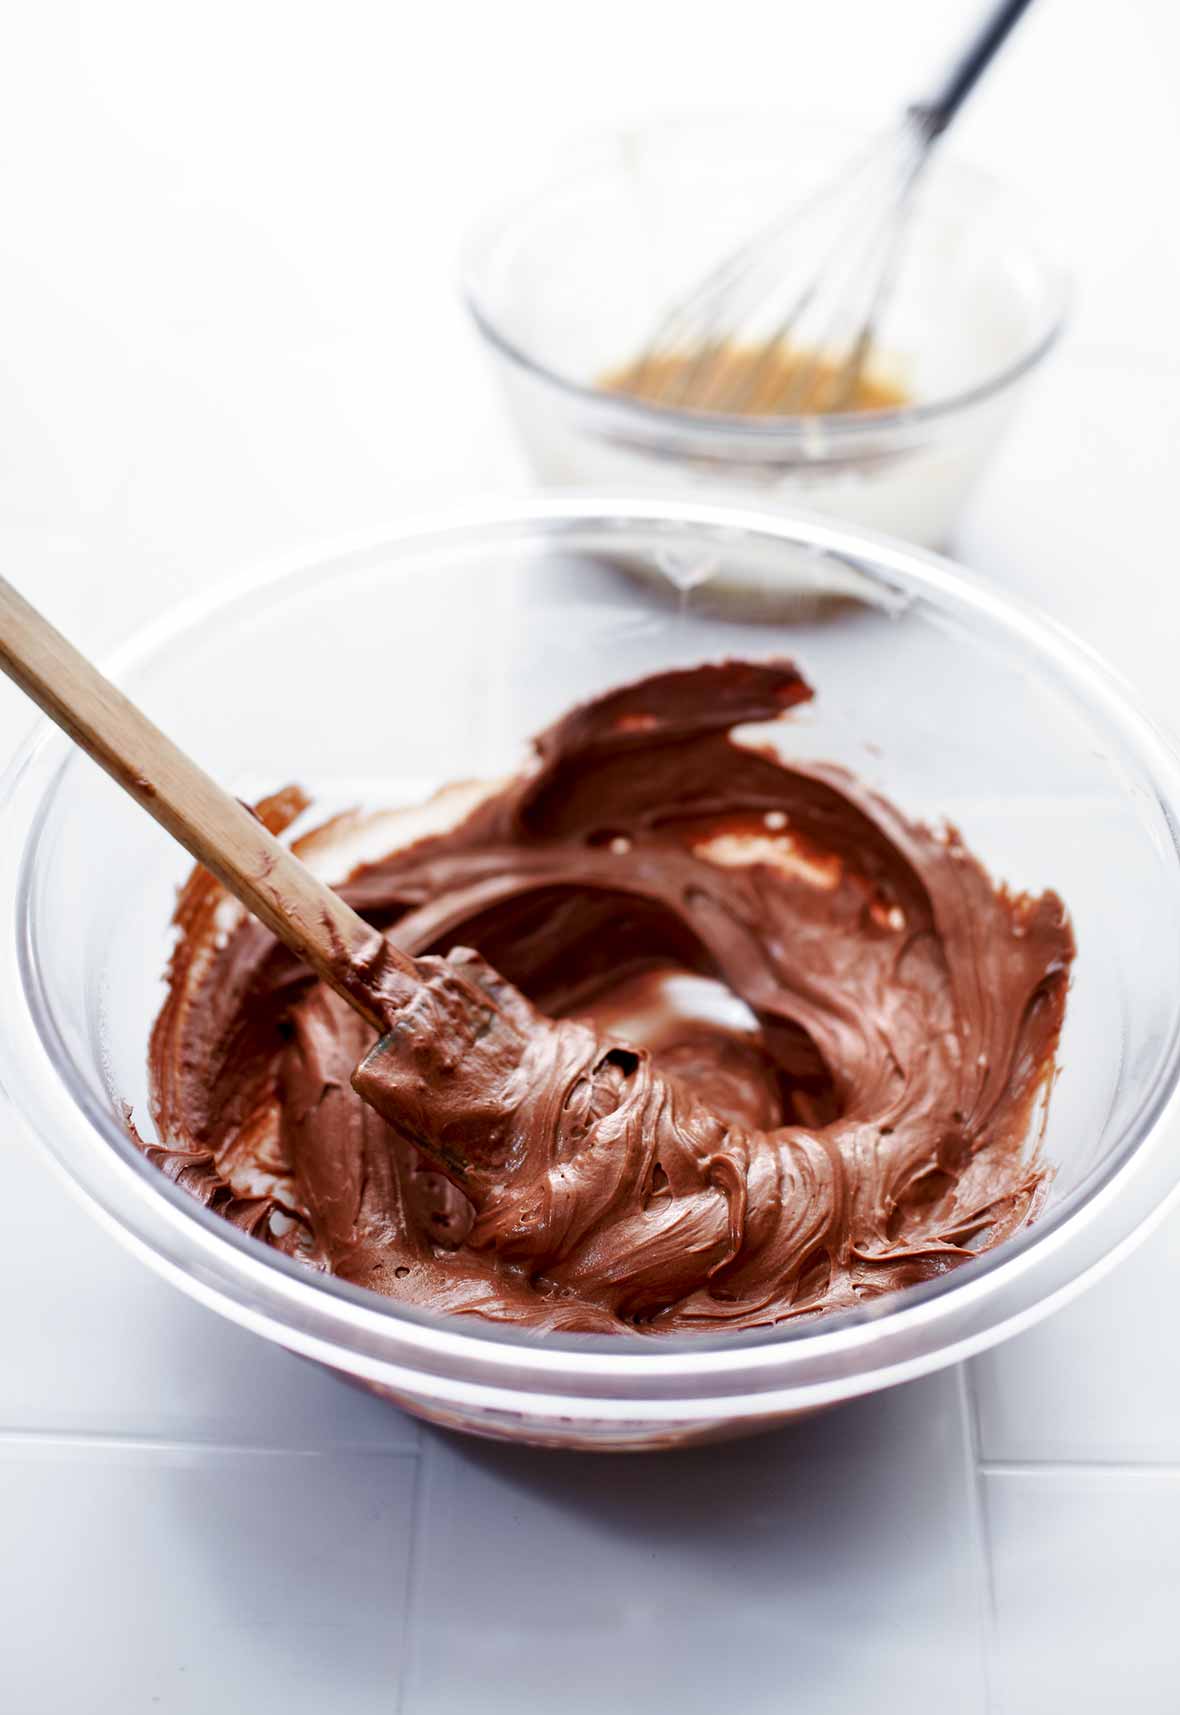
left=145, top=662, right=1073, bottom=1334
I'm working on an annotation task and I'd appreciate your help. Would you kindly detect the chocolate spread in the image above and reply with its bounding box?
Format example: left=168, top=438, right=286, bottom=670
left=142, top=661, right=1073, bottom=1334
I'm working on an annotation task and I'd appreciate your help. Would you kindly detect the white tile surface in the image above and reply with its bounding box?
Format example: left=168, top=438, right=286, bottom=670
left=403, top=1370, right=987, bottom=1715
left=0, top=1443, right=418, bottom=1714
left=0, top=1127, right=419, bottom=1451
left=959, top=352, right=1180, bottom=733
left=984, top=1468, right=1180, bottom=1714
left=972, top=1167, right=1180, bottom=1464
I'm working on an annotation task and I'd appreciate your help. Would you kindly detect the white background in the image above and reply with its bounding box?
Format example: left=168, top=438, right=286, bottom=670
left=3, top=1, right=1180, bottom=1708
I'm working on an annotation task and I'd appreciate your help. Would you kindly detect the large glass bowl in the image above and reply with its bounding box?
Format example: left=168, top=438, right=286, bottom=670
left=464, top=114, right=1069, bottom=548
left=2, top=497, right=1179, bottom=1450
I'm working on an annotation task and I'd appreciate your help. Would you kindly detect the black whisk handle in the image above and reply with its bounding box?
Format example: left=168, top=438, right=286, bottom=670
left=912, top=0, right=1036, bottom=140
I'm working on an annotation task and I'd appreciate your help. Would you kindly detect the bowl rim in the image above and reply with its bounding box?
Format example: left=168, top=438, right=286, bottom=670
left=3, top=493, right=1180, bottom=1423
left=460, top=110, right=1072, bottom=447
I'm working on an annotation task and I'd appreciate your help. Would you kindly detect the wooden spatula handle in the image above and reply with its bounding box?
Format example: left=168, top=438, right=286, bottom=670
left=0, top=576, right=415, bottom=1031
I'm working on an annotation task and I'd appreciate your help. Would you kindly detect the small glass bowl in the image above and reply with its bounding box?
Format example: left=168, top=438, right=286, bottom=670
left=2, top=497, right=1178, bottom=1451
left=463, top=114, right=1069, bottom=549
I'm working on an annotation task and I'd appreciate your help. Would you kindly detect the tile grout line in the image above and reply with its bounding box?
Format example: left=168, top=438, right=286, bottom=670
left=957, top=1361, right=1001, bottom=1715
left=981, top=1457, right=1180, bottom=1476
left=0, top=1427, right=421, bottom=1458
left=395, top=1425, right=437, bottom=1715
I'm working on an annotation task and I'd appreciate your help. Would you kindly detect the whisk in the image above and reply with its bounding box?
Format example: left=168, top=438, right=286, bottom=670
left=620, top=0, right=1036, bottom=417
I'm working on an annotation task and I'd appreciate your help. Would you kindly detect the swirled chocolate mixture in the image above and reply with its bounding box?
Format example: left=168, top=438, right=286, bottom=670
left=143, top=661, right=1073, bottom=1334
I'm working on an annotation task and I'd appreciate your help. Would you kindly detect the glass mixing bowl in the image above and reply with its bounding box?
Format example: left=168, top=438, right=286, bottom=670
left=464, top=114, right=1069, bottom=549
left=2, top=497, right=1179, bottom=1451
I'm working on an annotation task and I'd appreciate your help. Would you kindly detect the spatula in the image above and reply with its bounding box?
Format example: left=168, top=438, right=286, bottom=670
left=0, top=576, right=722, bottom=1292
left=0, top=574, right=423, bottom=1033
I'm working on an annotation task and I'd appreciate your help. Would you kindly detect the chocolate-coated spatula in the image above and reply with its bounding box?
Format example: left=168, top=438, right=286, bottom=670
left=0, top=574, right=561, bottom=1188
left=0, top=576, right=727, bottom=1303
